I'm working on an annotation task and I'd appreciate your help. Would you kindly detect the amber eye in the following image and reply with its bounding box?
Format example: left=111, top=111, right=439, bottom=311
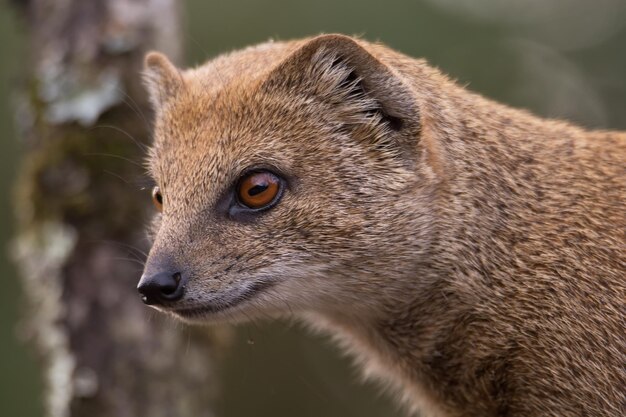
left=151, top=186, right=163, bottom=212
left=237, top=171, right=281, bottom=209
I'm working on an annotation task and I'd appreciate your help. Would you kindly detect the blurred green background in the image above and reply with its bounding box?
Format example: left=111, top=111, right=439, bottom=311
left=1, top=0, right=625, bottom=416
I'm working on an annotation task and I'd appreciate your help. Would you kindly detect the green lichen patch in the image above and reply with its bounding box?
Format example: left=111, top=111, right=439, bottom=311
left=14, top=103, right=152, bottom=241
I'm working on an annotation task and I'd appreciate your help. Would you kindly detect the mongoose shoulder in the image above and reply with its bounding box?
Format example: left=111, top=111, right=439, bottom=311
left=137, top=34, right=626, bottom=417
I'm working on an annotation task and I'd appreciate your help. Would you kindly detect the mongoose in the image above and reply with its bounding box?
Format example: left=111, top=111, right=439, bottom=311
left=137, top=34, right=626, bottom=417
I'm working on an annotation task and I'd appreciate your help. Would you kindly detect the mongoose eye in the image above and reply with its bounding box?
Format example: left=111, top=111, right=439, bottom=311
left=151, top=186, right=163, bottom=212
left=237, top=171, right=281, bottom=210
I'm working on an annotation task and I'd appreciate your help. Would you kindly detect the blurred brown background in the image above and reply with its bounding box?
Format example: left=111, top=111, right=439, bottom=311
left=1, top=0, right=625, bottom=416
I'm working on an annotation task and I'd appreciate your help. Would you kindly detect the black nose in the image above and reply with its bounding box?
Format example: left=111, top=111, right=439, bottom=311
left=137, top=271, right=185, bottom=305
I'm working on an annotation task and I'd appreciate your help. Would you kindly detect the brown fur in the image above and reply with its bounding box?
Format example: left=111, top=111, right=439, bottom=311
left=139, top=34, right=626, bottom=416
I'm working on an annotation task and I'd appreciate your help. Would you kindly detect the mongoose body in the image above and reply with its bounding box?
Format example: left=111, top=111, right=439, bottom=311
left=138, top=34, right=626, bottom=417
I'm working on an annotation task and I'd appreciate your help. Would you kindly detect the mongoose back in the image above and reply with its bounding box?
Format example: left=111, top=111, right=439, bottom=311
left=137, top=34, right=626, bottom=417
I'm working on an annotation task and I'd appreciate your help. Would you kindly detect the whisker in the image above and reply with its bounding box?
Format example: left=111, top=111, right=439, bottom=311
left=116, top=88, right=152, bottom=131
left=90, top=124, right=148, bottom=152
left=87, top=239, right=149, bottom=259
left=84, top=151, right=145, bottom=168
left=103, top=169, right=133, bottom=185
left=109, top=257, right=146, bottom=268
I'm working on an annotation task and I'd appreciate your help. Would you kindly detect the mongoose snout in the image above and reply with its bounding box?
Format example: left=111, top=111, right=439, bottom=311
left=137, top=270, right=185, bottom=305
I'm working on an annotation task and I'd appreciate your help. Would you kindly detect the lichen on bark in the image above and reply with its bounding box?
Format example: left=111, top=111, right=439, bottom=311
left=11, top=1, right=223, bottom=416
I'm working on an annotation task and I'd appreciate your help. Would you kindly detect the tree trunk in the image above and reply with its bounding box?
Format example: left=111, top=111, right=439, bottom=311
left=11, top=1, right=223, bottom=416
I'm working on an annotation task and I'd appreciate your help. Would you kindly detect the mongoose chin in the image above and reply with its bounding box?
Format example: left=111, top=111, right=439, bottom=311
left=137, top=34, right=625, bottom=417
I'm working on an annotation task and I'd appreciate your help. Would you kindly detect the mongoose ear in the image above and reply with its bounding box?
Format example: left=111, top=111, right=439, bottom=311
left=142, top=52, right=184, bottom=109
left=263, top=34, right=419, bottom=154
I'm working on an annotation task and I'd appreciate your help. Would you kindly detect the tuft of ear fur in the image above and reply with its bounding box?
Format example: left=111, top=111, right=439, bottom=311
left=143, top=52, right=184, bottom=109
left=263, top=34, right=420, bottom=159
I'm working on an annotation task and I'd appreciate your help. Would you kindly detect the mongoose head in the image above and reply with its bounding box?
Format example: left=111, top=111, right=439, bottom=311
left=138, top=34, right=438, bottom=323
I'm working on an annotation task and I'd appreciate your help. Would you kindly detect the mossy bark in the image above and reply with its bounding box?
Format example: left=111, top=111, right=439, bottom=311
left=11, top=1, right=223, bottom=416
